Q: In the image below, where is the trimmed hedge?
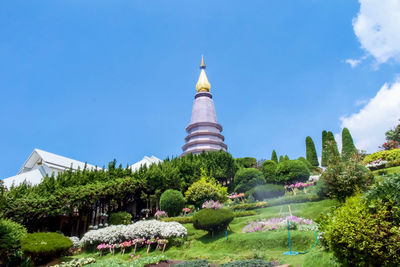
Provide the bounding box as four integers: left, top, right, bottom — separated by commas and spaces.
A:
266, 194, 321, 207
160, 189, 185, 217
161, 216, 194, 224
233, 211, 257, 217
193, 208, 234, 235
21, 232, 72, 264
245, 184, 285, 201
229, 201, 268, 211
275, 160, 310, 184
363, 149, 400, 165
0, 219, 27, 262
109, 211, 132, 225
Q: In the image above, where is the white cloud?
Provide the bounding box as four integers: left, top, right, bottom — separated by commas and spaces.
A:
338, 81, 400, 152
346, 58, 362, 68
352, 0, 400, 64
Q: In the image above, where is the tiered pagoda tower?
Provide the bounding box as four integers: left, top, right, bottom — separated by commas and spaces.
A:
181, 56, 227, 156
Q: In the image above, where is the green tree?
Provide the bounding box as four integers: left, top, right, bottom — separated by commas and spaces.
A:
279, 155, 285, 162
275, 160, 310, 184
261, 160, 278, 183
160, 189, 185, 217
326, 131, 340, 163
271, 150, 278, 163
341, 128, 357, 160
306, 136, 319, 166
234, 168, 265, 193
321, 130, 328, 167
284, 155, 289, 161
235, 157, 257, 168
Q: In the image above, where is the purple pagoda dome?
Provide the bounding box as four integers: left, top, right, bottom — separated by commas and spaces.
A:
181, 56, 228, 156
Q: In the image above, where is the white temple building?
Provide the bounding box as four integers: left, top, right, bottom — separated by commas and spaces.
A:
181, 56, 228, 156
2, 148, 162, 189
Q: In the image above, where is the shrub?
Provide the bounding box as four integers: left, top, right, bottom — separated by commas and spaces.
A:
298, 157, 313, 171
233, 211, 256, 217
21, 232, 72, 264
229, 201, 268, 211
320, 156, 373, 201
80, 220, 187, 246
261, 160, 277, 182
275, 160, 310, 184
160, 189, 185, 217
161, 216, 194, 224
173, 260, 209, 267
245, 184, 285, 201
234, 168, 265, 193
363, 149, 400, 164
0, 219, 27, 262
154, 210, 168, 220
193, 208, 234, 236
69, 236, 81, 249
323, 196, 400, 266
109, 211, 132, 225
306, 136, 319, 166
54, 257, 96, 267
185, 170, 228, 208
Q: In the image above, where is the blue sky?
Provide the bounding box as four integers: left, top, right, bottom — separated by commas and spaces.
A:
1, 0, 400, 178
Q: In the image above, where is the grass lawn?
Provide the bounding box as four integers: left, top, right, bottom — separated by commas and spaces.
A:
71, 199, 339, 266
373, 165, 400, 176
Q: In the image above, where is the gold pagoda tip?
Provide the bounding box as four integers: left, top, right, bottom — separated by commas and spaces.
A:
196, 55, 211, 92
200, 55, 206, 69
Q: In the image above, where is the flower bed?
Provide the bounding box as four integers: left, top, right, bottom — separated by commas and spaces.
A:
202, 200, 222, 209
80, 220, 186, 246
365, 158, 388, 170
242, 216, 317, 233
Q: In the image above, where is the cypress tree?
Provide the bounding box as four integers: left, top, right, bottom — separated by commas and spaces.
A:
279, 155, 284, 163
321, 130, 328, 167
341, 128, 357, 160
306, 136, 319, 167
284, 155, 289, 161
271, 150, 278, 163
326, 131, 340, 160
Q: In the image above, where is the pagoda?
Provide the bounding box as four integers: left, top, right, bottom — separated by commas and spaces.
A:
181, 56, 228, 156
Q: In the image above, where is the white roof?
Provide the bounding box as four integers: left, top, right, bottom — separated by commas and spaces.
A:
2, 169, 44, 189
18, 148, 99, 174
129, 156, 163, 172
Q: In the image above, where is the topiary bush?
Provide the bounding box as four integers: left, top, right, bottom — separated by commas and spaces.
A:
234, 168, 265, 193
109, 211, 132, 225
275, 160, 310, 184
185, 170, 228, 209
323, 196, 400, 266
0, 218, 27, 263
21, 232, 72, 264
160, 189, 185, 217
245, 184, 285, 201
261, 160, 277, 182
193, 208, 234, 236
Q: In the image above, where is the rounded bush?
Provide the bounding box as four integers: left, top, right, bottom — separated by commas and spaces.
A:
193, 208, 234, 235
234, 168, 265, 193
0, 219, 27, 261
160, 189, 185, 217
245, 184, 285, 201
363, 149, 400, 165
275, 160, 310, 184
21, 232, 72, 264
184, 177, 227, 209
324, 196, 400, 266
109, 211, 132, 225
261, 160, 277, 182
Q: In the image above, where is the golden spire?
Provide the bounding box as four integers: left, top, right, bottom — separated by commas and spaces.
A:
196, 55, 211, 92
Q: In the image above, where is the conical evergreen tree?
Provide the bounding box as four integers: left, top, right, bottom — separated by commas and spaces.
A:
271, 150, 278, 163
321, 130, 328, 167
279, 155, 284, 163
326, 131, 340, 164
341, 128, 357, 160
284, 155, 289, 161
306, 136, 319, 166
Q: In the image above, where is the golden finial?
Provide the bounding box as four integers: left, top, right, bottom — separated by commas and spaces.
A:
196, 56, 211, 92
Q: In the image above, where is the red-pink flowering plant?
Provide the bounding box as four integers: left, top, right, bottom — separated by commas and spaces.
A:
154, 210, 168, 220
202, 200, 222, 210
